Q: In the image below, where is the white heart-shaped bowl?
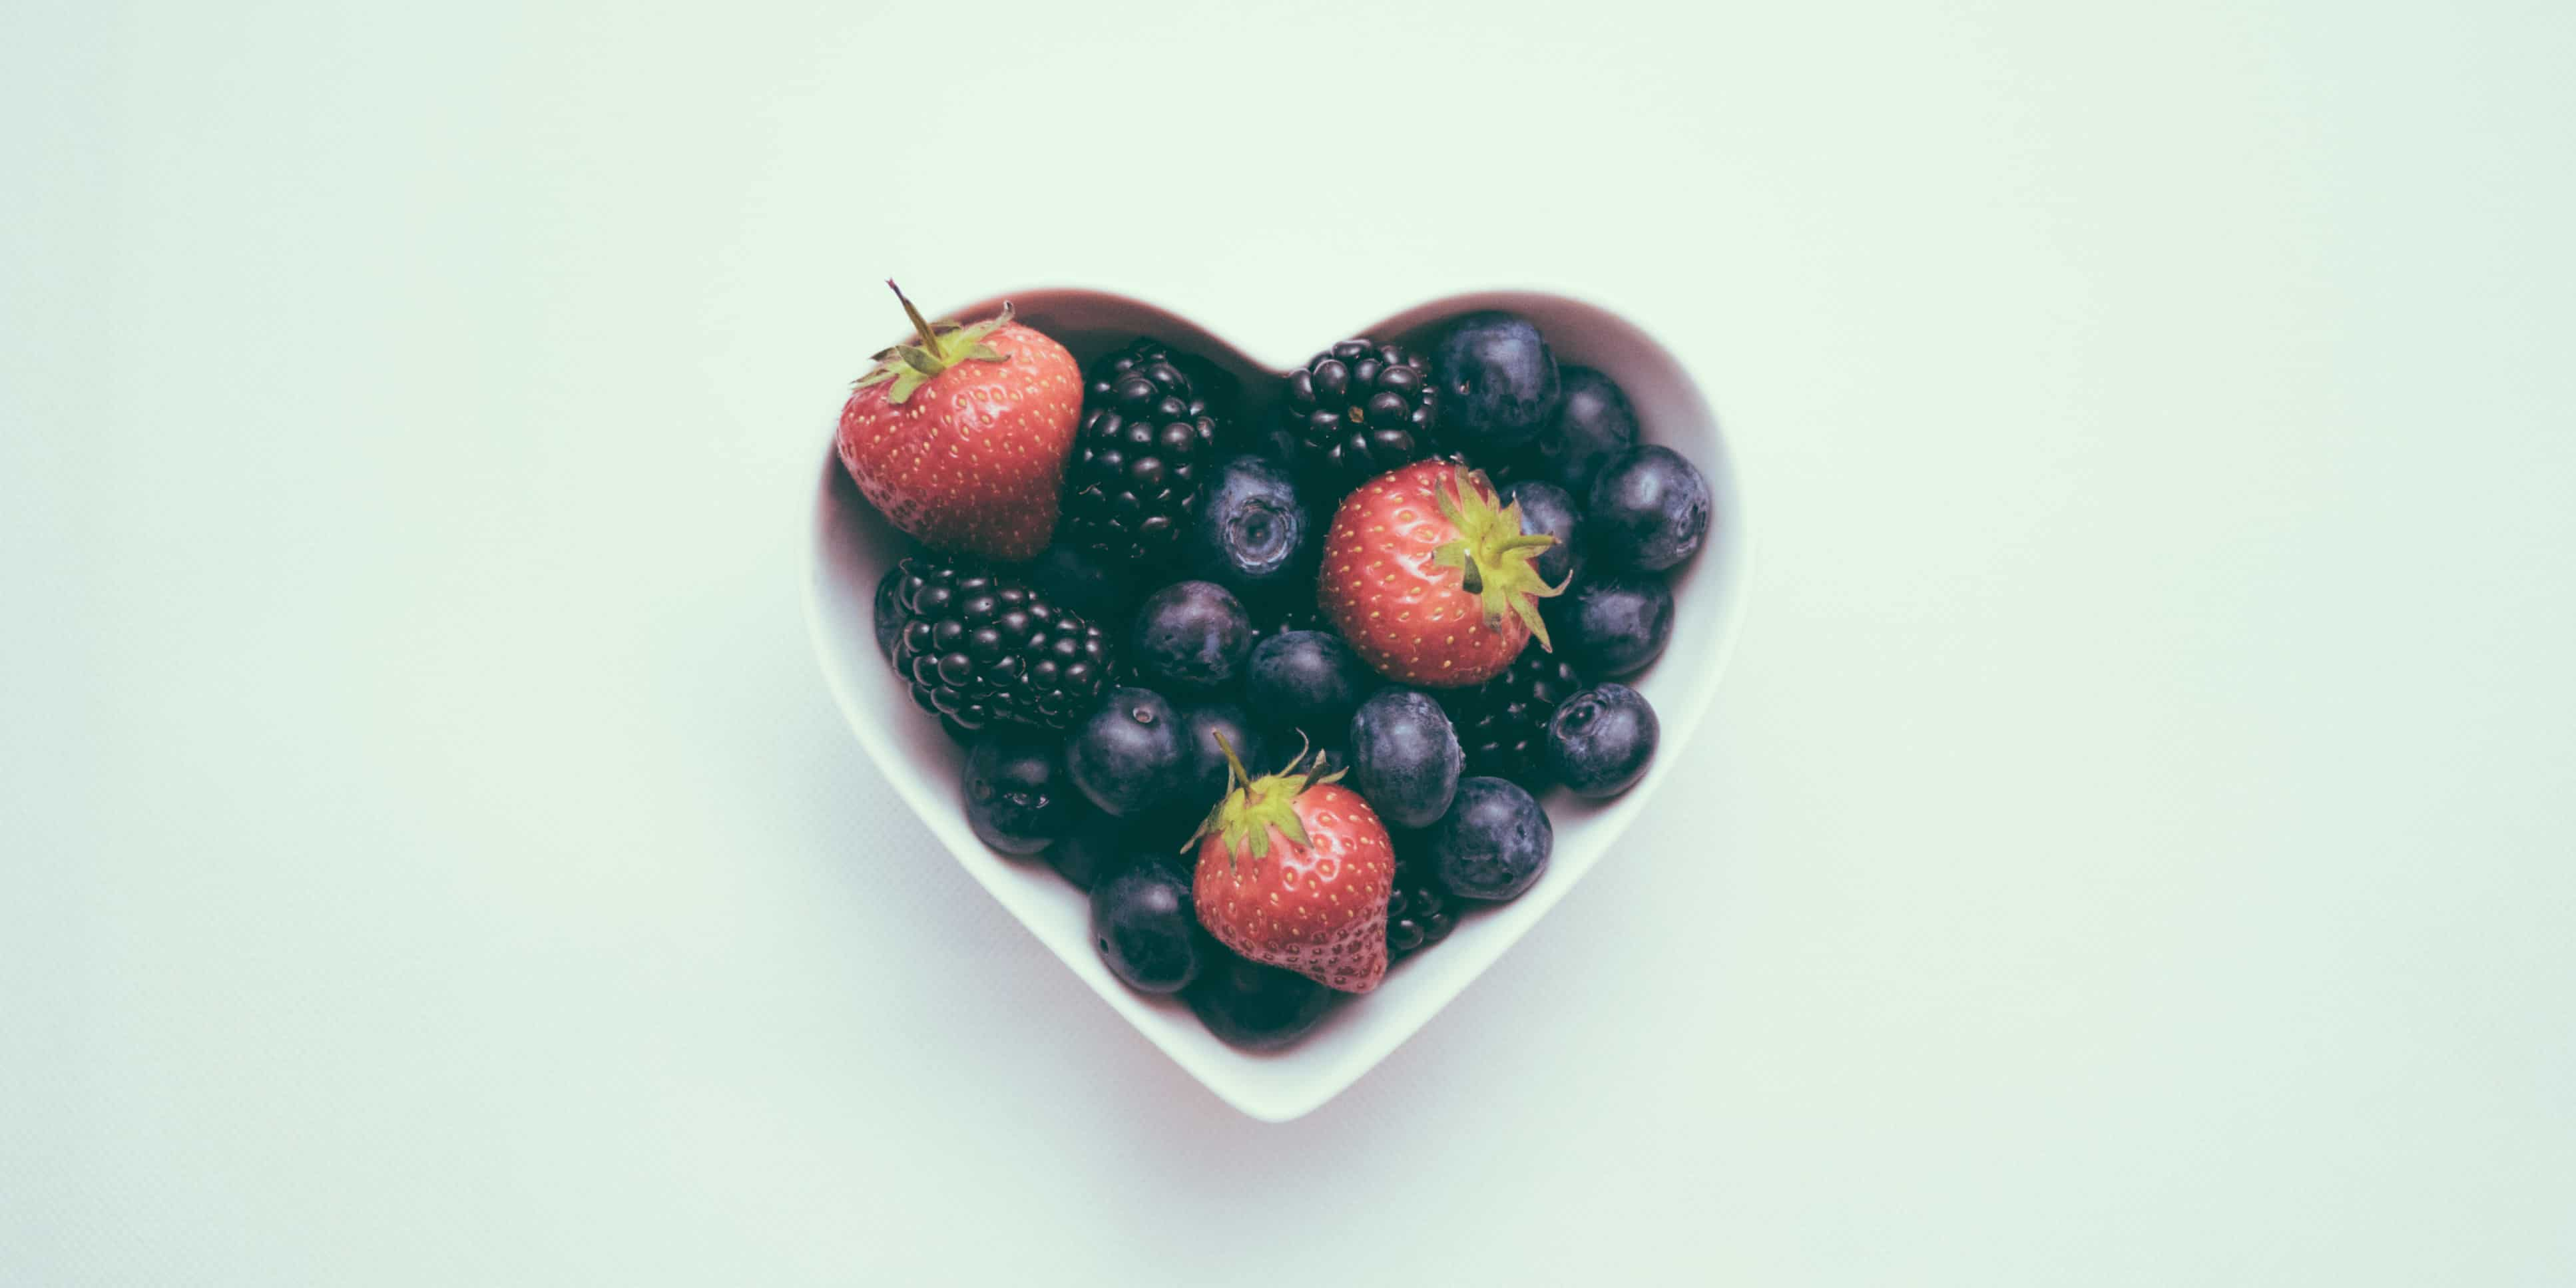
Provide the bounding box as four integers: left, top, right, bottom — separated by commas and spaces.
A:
806, 289, 1750, 1121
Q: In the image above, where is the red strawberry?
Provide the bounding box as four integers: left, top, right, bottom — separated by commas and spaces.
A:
1190, 739, 1395, 994
836, 282, 1082, 560
1319, 460, 1566, 688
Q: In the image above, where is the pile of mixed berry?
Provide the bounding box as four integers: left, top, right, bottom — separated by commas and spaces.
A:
838, 285, 1712, 1050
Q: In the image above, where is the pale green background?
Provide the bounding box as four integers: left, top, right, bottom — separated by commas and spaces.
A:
5, 0, 2571, 1283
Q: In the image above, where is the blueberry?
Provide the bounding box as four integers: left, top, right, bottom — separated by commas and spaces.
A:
873, 564, 908, 664
1176, 701, 1265, 808
1511, 365, 1638, 497
1132, 580, 1253, 695
1427, 776, 1552, 901
1543, 682, 1658, 798
1066, 688, 1188, 817
1246, 629, 1371, 744
1499, 479, 1581, 590
1026, 540, 1141, 624
1348, 688, 1463, 829
1091, 862, 1205, 993
1429, 310, 1561, 452
1045, 811, 1135, 890
963, 731, 1082, 855
1587, 445, 1711, 572
1555, 571, 1673, 677
1184, 950, 1336, 1050
1188, 455, 1318, 600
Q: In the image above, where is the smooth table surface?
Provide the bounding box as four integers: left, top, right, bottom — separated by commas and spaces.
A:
5, 1, 2573, 1284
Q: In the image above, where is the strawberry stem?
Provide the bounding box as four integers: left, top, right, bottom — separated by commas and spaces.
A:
854, 284, 1017, 406
888, 280, 939, 350
1189, 732, 1346, 873
1212, 730, 1252, 787
1428, 465, 1569, 649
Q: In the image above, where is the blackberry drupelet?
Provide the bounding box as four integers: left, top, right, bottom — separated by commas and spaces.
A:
1385, 865, 1456, 959
890, 557, 1115, 732
1440, 646, 1586, 780
1062, 340, 1220, 566
1281, 339, 1439, 486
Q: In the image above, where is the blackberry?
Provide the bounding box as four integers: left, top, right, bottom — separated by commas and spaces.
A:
1093, 337, 1242, 423
1281, 339, 1439, 487
890, 557, 1115, 733
1062, 340, 1220, 566
1386, 865, 1456, 959
1085, 338, 1187, 402
1440, 646, 1585, 780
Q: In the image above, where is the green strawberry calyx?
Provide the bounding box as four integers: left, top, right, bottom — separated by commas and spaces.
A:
1428, 464, 1569, 649
1186, 734, 1345, 874
853, 280, 1013, 405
